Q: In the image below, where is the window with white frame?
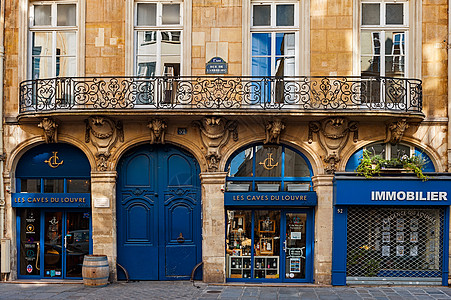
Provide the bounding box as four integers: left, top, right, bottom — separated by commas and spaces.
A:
29, 2, 78, 79
134, 1, 182, 77
360, 0, 408, 77
250, 1, 298, 77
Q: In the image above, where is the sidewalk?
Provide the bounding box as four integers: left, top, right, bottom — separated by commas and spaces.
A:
1, 281, 451, 299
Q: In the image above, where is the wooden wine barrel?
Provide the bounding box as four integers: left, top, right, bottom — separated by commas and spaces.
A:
82, 255, 109, 287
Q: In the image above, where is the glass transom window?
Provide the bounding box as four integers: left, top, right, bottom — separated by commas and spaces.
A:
360, 0, 408, 77
135, 2, 182, 76
226, 145, 312, 192
29, 3, 77, 79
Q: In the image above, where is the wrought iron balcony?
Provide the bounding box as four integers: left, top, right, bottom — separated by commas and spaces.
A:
19, 76, 422, 115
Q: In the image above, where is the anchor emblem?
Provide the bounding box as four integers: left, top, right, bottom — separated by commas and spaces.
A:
259, 153, 279, 170
44, 152, 64, 168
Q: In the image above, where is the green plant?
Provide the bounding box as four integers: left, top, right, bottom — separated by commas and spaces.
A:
355, 150, 428, 180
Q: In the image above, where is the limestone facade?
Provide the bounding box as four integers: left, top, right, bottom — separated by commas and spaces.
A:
0, 0, 449, 286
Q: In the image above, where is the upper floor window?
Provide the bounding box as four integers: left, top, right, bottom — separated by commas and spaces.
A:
135, 2, 182, 77
29, 2, 78, 79
360, 0, 408, 77
251, 2, 298, 77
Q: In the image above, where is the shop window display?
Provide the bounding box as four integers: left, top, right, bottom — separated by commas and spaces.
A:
226, 210, 281, 279
347, 207, 443, 277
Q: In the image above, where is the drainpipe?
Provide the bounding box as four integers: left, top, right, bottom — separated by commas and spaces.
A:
0, 0, 5, 240
448, 0, 451, 173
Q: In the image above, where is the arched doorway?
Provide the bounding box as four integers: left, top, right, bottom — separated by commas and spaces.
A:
13, 143, 91, 279
116, 144, 202, 280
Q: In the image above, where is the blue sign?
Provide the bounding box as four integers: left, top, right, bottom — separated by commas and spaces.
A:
224, 192, 317, 206
206, 57, 228, 74
334, 178, 451, 206
12, 193, 91, 208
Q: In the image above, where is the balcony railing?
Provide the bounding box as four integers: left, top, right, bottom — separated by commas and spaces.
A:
19, 76, 422, 114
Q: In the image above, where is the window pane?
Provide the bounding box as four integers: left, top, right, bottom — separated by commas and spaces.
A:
255, 146, 282, 177
33, 32, 53, 56
162, 4, 180, 25
390, 144, 410, 159
229, 148, 253, 177
275, 33, 295, 56
44, 179, 64, 193
136, 56, 156, 76
365, 144, 386, 158
56, 57, 77, 77
361, 31, 381, 76
362, 3, 380, 25
32, 57, 52, 79
252, 33, 271, 56
276, 4, 294, 26
252, 57, 272, 77
20, 209, 41, 276
253, 5, 270, 26
254, 210, 280, 279
137, 3, 156, 26
21, 179, 41, 193
57, 32, 77, 56
57, 4, 76, 26
67, 179, 90, 193
386, 4, 403, 25
284, 148, 310, 177
137, 31, 157, 55
34, 5, 51, 26
226, 210, 252, 279
162, 31, 181, 55
385, 31, 405, 76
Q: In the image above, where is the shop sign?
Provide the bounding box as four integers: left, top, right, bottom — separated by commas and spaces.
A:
224, 192, 317, 206
334, 178, 451, 206
12, 193, 91, 208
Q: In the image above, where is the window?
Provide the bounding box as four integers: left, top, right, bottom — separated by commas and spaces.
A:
135, 2, 182, 77
20, 178, 90, 193
226, 144, 312, 192
251, 2, 298, 77
345, 142, 436, 172
29, 2, 78, 79
360, 0, 408, 77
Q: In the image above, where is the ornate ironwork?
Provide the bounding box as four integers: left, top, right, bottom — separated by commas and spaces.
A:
19, 76, 422, 113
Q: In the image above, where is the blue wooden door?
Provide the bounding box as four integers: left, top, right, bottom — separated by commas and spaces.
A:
117, 145, 201, 280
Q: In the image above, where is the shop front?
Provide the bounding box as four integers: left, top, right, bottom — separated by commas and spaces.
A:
13, 143, 92, 279
224, 144, 316, 283
332, 174, 451, 286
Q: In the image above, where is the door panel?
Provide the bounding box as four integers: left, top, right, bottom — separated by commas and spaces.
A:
117, 145, 201, 280
65, 212, 90, 278
283, 213, 307, 280
44, 212, 63, 278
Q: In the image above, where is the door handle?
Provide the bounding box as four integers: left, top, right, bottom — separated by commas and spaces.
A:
283, 240, 287, 253
177, 232, 185, 243
64, 235, 67, 249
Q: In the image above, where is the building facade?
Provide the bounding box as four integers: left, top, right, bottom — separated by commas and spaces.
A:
0, 0, 450, 286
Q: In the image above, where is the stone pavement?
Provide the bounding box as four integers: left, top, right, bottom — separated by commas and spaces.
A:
1, 281, 451, 299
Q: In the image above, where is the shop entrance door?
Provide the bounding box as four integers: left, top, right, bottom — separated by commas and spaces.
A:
43, 211, 90, 278
116, 145, 202, 280
18, 209, 91, 279
281, 211, 313, 282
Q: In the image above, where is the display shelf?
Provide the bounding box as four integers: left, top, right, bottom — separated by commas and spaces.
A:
227, 255, 279, 279
254, 256, 279, 279
228, 256, 251, 278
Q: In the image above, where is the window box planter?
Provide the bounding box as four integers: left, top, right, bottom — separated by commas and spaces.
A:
227, 183, 250, 192
286, 183, 310, 192
257, 184, 280, 192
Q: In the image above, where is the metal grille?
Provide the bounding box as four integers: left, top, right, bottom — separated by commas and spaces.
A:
347, 207, 443, 278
